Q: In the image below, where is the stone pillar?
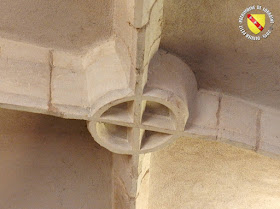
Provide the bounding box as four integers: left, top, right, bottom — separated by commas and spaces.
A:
112, 154, 151, 209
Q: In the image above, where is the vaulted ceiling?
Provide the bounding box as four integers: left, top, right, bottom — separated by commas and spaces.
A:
161, 0, 280, 110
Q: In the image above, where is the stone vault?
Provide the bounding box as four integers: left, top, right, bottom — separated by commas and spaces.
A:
0, 0, 280, 208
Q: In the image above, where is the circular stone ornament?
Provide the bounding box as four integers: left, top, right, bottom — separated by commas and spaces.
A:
88, 50, 197, 154
87, 96, 181, 154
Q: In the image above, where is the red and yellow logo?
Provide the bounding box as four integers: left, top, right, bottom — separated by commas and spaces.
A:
247, 14, 265, 35
239, 5, 274, 40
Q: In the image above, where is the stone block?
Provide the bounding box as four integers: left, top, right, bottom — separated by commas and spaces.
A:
259, 110, 280, 155
218, 95, 259, 148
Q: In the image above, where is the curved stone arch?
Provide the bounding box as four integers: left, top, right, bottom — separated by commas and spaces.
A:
0, 0, 278, 160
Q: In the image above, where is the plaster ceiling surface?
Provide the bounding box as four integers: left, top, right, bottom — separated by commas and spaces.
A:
149, 137, 280, 209
0, 0, 113, 52
0, 109, 112, 209
161, 0, 280, 110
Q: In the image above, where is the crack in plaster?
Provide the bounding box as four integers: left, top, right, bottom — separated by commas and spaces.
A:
114, 174, 137, 201
144, 34, 162, 69
47, 50, 54, 112
140, 169, 150, 185
215, 93, 222, 140
128, 0, 159, 31
47, 50, 63, 117
117, 35, 135, 69
255, 109, 262, 151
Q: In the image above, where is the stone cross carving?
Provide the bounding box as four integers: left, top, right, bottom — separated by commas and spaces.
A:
87, 49, 197, 154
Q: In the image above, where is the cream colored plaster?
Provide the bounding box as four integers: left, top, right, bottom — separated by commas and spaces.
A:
0, 109, 112, 209
0, 0, 113, 52
161, 0, 280, 110
149, 137, 280, 209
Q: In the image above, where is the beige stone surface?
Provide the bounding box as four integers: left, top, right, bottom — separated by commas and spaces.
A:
87, 0, 198, 155
162, 0, 280, 110
0, 109, 112, 209
112, 153, 151, 209
0, 0, 113, 52
0, 57, 50, 110
185, 90, 219, 137
1, 1, 280, 208
113, 0, 136, 86
0, 0, 279, 161
259, 110, 280, 155
87, 47, 198, 154
149, 137, 280, 209
51, 66, 88, 112
86, 42, 129, 105
218, 95, 260, 148
184, 89, 280, 159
